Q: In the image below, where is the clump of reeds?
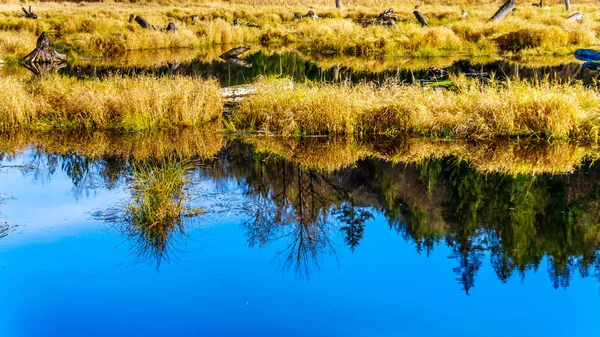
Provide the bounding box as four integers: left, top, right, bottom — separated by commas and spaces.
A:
95, 157, 196, 267
232, 77, 600, 141
0, 75, 223, 132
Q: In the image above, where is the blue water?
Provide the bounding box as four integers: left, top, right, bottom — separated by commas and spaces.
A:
1, 150, 599, 337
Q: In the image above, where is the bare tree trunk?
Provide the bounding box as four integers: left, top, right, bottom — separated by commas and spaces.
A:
565, 0, 571, 11
23, 33, 66, 64
489, 0, 516, 23
335, 0, 342, 9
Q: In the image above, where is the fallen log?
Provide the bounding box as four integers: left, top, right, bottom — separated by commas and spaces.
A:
575, 49, 600, 62
220, 46, 251, 58
413, 8, 428, 27
489, 0, 516, 23
566, 11, 584, 22
23, 33, 66, 64
21, 6, 38, 19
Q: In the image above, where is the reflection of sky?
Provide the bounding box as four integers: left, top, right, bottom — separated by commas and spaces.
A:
1, 156, 599, 337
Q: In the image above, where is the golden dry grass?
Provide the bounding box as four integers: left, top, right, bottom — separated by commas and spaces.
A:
233, 77, 600, 140
0, 75, 223, 132
0, 2, 599, 58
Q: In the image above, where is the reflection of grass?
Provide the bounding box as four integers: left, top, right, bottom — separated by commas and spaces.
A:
98, 158, 194, 268
0, 75, 222, 132
0, 125, 224, 161
233, 77, 600, 140
241, 136, 600, 175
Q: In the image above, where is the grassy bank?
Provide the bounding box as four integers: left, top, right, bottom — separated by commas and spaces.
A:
0, 75, 223, 132
0, 2, 599, 58
232, 77, 600, 141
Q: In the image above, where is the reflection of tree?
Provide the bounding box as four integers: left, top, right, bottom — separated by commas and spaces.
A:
336, 203, 372, 252
240, 159, 342, 278
95, 158, 194, 269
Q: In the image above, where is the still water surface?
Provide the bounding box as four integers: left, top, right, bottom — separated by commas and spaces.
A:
1, 136, 599, 336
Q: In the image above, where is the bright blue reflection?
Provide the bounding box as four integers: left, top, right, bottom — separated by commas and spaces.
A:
0, 150, 599, 337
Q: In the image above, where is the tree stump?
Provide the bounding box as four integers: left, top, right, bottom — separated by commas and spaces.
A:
306, 11, 319, 20
133, 15, 152, 29
489, 0, 516, 23
21, 6, 38, 19
413, 10, 428, 27
336, 0, 342, 9
23, 33, 66, 64
565, 0, 571, 11
166, 22, 178, 32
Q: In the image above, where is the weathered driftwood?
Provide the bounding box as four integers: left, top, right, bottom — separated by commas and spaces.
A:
575, 49, 600, 62
23, 33, 66, 64
413, 10, 428, 27
567, 11, 584, 22
565, 0, 571, 11
220, 46, 251, 58
489, 0, 516, 23
21, 6, 38, 19
221, 85, 257, 102
336, 0, 342, 9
